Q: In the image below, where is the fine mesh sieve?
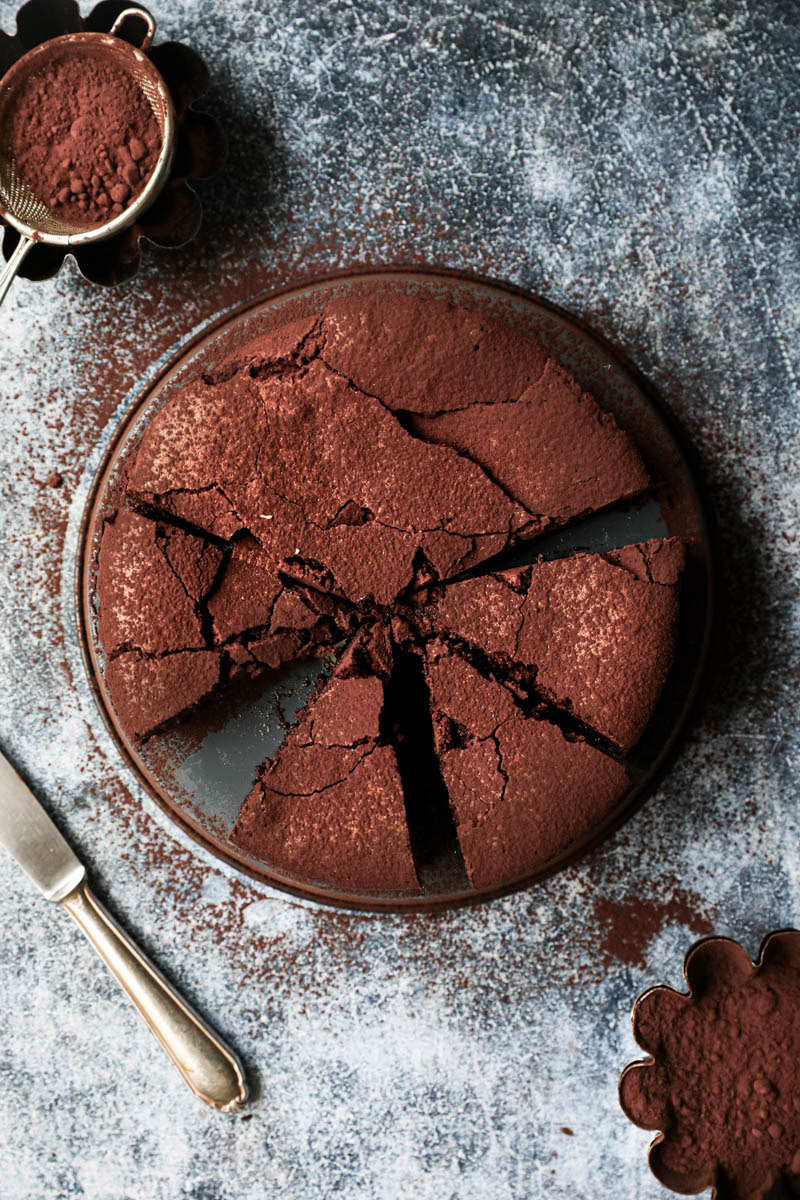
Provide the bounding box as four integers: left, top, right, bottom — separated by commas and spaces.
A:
0, 8, 174, 307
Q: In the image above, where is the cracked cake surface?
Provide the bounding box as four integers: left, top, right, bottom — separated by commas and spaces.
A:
408, 356, 650, 535
93, 290, 684, 895
97, 510, 350, 740
231, 641, 419, 895
424, 641, 630, 889
421, 537, 685, 754
128, 351, 523, 605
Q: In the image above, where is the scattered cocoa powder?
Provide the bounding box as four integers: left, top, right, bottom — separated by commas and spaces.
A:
9, 50, 161, 227
594, 889, 713, 968
46, 471, 63, 488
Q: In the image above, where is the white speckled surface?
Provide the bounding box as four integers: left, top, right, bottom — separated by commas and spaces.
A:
0, 2, 798, 1197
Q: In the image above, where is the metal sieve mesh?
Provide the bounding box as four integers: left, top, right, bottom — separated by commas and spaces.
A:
0, 18, 174, 244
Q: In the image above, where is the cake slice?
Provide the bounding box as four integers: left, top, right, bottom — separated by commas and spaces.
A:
424, 641, 629, 890
104, 649, 224, 743
96, 510, 349, 742
407, 357, 649, 538
320, 291, 649, 538
421, 537, 684, 755
231, 625, 420, 894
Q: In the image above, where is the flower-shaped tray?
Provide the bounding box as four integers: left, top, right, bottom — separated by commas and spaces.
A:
0, 0, 226, 285
620, 931, 800, 1198
76, 267, 714, 913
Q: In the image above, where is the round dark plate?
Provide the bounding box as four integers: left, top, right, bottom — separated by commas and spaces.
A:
77, 267, 713, 912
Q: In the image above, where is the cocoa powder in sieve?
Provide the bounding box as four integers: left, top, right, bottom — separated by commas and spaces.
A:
9, 51, 161, 227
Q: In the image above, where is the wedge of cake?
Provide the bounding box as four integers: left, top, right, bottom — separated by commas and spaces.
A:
421, 537, 684, 754
97, 510, 225, 740
231, 627, 419, 894
424, 641, 629, 889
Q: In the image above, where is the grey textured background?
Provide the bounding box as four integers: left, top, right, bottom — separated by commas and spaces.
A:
0, 1, 798, 1197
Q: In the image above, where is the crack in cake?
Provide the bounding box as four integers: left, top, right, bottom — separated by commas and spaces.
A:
424, 640, 630, 889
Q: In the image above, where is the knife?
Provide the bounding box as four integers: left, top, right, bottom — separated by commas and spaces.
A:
0, 749, 248, 1112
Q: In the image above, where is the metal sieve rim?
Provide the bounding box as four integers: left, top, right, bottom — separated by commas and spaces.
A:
0, 26, 175, 246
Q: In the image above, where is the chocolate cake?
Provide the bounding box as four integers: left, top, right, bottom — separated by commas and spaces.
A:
94, 289, 685, 895
420, 538, 684, 754
424, 641, 630, 889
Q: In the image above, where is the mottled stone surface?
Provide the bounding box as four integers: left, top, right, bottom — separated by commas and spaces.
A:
0, 1, 797, 1197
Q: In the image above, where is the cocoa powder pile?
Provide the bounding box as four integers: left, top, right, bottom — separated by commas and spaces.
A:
8, 51, 161, 226
620, 933, 800, 1199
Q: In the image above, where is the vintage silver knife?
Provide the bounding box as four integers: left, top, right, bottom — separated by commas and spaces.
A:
0, 749, 248, 1111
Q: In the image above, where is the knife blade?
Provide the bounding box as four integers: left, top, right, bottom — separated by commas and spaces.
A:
0, 751, 85, 901
0, 748, 248, 1111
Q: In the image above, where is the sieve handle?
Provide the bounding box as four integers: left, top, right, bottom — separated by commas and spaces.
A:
110, 8, 156, 52
0, 234, 34, 310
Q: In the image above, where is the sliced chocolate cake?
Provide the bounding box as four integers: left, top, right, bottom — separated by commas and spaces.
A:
424, 641, 630, 890
422, 537, 684, 755
92, 289, 687, 897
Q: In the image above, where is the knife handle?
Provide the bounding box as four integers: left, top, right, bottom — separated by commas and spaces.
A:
60, 881, 248, 1112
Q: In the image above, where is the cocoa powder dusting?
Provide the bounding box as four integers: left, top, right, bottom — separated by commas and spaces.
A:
621, 934, 800, 1198
9, 52, 161, 227
594, 889, 713, 968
